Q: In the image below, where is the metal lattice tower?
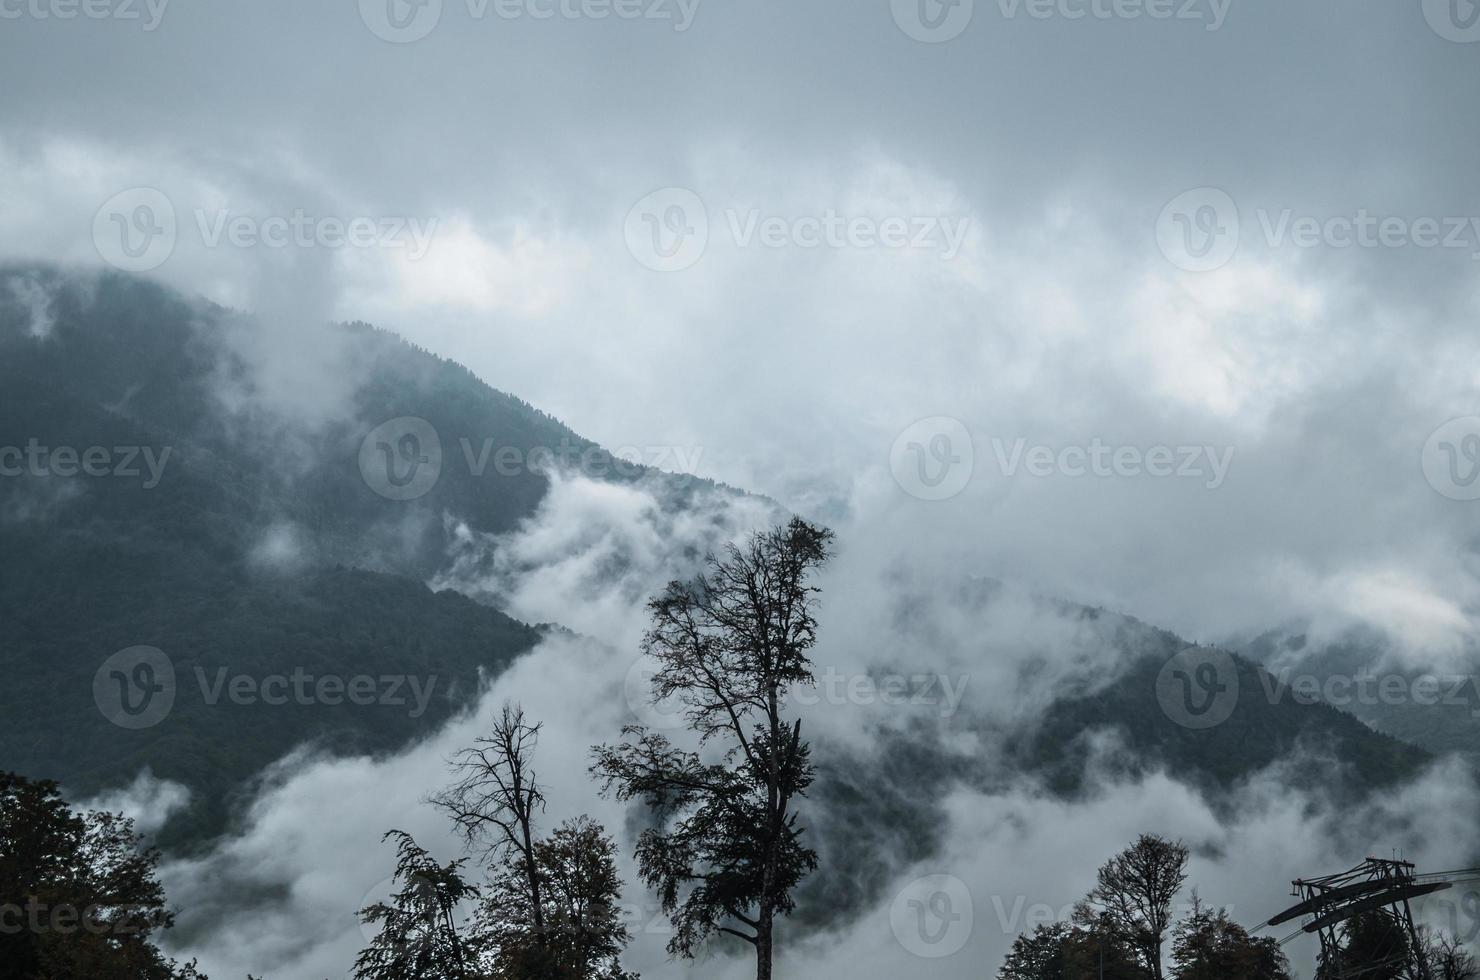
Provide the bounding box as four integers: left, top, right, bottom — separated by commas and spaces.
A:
1265, 858, 1457, 980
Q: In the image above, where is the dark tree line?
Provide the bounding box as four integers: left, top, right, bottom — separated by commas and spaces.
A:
999, 835, 1289, 980
0, 771, 227, 980
23, 514, 1461, 980
1000, 834, 1477, 980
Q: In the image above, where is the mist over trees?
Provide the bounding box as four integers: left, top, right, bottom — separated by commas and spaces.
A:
355, 703, 636, 980
999, 835, 1289, 980
999, 835, 1478, 980
8, 513, 1475, 980
592, 517, 834, 980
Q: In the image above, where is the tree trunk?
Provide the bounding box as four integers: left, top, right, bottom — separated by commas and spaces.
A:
756, 909, 774, 980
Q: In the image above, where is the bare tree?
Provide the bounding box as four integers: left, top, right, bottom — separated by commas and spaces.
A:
591, 517, 834, 980
432, 703, 548, 941
1424, 929, 1479, 980
1074, 834, 1190, 980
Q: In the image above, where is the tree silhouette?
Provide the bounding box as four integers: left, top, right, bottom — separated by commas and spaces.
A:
1169, 896, 1291, 980
1424, 929, 1479, 980
591, 517, 833, 980
996, 920, 1146, 980
354, 830, 478, 980
433, 704, 550, 945
1075, 834, 1189, 980
0, 771, 215, 980
472, 816, 636, 980
1317, 911, 1416, 980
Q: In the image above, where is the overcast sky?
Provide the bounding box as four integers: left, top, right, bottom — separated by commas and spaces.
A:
1, 0, 1477, 691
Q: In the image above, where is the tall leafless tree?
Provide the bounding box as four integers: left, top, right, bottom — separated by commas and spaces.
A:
432, 702, 548, 941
